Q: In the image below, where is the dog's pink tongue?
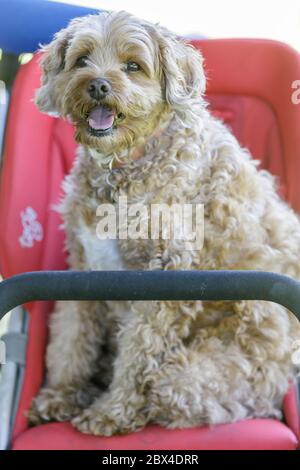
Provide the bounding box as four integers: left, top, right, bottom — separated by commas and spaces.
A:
88, 106, 115, 130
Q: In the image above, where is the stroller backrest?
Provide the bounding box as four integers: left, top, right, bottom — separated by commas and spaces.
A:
1, 39, 300, 279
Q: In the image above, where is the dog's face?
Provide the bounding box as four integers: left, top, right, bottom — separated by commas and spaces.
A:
36, 11, 205, 154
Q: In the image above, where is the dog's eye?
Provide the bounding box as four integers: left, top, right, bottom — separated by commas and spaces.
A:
75, 56, 88, 68
126, 61, 141, 73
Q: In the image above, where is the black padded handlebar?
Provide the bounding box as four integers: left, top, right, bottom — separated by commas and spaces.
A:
0, 270, 300, 321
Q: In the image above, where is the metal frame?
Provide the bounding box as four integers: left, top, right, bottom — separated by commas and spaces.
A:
0, 82, 9, 162
0, 306, 28, 450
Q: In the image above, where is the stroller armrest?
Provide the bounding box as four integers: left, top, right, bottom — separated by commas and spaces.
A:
0, 270, 300, 321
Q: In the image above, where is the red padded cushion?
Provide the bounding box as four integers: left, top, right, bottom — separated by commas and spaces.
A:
0, 55, 75, 278
208, 94, 286, 199
195, 38, 300, 212
12, 420, 298, 451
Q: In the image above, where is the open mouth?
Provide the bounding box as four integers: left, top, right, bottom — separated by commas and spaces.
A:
87, 105, 119, 137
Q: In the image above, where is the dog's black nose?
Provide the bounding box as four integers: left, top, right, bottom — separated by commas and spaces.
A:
88, 78, 112, 100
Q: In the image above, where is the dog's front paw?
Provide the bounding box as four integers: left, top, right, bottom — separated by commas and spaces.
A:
28, 384, 101, 426
72, 405, 145, 436
72, 407, 121, 436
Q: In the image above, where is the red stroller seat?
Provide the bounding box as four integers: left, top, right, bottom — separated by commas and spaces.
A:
0, 39, 299, 450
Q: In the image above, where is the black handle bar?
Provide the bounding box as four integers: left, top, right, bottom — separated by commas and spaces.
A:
0, 270, 300, 321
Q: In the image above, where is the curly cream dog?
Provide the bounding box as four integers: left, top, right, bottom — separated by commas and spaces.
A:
29, 11, 300, 436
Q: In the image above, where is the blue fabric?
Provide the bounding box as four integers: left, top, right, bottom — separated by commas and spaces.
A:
0, 0, 98, 54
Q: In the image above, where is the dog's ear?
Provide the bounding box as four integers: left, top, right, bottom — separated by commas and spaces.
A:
35, 27, 71, 115
147, 24, 206, 120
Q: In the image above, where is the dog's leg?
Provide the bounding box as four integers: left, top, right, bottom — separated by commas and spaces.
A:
28, 300, 110, 425
148, 300, 294, 428
72, 297, 294, 435
71, 300, 203, 436
71, 309, 147, 435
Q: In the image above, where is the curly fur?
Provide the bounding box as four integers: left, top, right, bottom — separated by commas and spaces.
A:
29, 10, 300, 436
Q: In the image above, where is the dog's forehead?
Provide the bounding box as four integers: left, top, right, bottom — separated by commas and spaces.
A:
69, 12, 157, 62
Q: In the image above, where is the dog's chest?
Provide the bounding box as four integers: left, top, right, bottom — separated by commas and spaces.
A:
78, 225, 123, 270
